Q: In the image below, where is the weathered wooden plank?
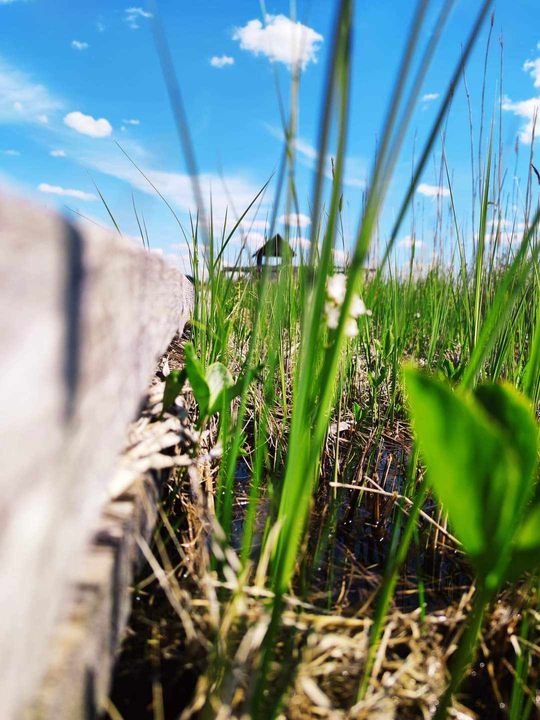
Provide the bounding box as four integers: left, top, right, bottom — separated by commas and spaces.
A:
0, 192, 193, 720
24, 471, 161, 720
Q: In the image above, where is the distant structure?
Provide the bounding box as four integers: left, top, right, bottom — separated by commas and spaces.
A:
252, 234, 295, 269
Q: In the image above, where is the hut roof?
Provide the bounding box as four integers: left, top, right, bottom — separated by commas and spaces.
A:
252, 234, 295, 261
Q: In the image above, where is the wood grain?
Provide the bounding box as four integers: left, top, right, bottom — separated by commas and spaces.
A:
0, 192, 193, 720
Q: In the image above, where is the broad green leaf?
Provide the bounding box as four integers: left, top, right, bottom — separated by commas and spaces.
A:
162, 369, 187, 414
182, 345, 251, 424
511, 503, 540, 578
508, 503, 540, 581
474, 383, 538, 554
404, 366, 539, 585
184, 343, 210, 420
517, 502, 540, 551
474, 383, 538, 493
206, 362, 234, 416
403, 367, 515, 574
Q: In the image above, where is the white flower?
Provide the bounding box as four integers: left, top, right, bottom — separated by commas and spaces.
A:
324, 302, 340, 329
324, 273, 372, 334
326, 274, 347, 305
350, 295, 372, 318
344, 318, 359, 337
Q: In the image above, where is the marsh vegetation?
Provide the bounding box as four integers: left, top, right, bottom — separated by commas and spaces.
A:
106, 2, 540, 718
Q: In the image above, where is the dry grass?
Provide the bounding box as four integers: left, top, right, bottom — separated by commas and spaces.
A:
104, 335, 539, 720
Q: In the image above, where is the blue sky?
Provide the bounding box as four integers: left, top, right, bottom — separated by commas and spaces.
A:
1, 0, 539, 270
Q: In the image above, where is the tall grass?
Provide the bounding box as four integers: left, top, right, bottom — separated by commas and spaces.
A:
121, 0, 540, 716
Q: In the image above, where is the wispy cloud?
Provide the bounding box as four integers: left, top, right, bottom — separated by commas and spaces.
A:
210, 55, 235, 69
125, 7, 153, 30
238, 230, 266, 251
80, 148, 269, 225
50, 149, 66, 157
4, 148, 20, 156
266, 124, 366, 188
0, 55, 62, 124
122, 118, 140, 125
279, 212, 311, 228
64, 111, 113, 138
398, 235, 424, 249
502, 52, 540, 144
233, 14, 323, 71
71, 40, 89, 51
417, 182, 450, 198
502, 96, 540, 144
240, 218, 270, 231
38, 183, 97, 201
422, 92, 439, 102
524, 57, 540, 88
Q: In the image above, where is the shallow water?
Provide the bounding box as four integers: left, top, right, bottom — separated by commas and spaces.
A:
229, 441, 471, 615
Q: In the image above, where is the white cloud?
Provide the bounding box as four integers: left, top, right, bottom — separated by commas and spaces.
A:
294, 235, 312, 251
210, 55, 235, 68
524, 57, 540, 88
502, 53, 540, 145
79, 149, 269, 226
71, 40, 89, 51
238, 219, 272, 237
38, 183, 97, 201
398, 235, 424, 249
125, 7, 153, 30
422, 92, 439, 102
497, 217, 525, 231
50, 149, 66, 157
0, 55, 62, 125
480, 228, 522, 246
417, 183, 450, 198
122, 118, 140, 125
163, 252, 192, 273
240, 230, 266, 251
4, 149, 20, 156
342, 160, 368, 188
502, 95, 540, 144
266, 125, 366, 188
298, 141, 366, 188
294, 136, 318, 161
279, 212, 311, 228
64, 111, 112, 138
37, 113, 48, 124
244, 219, 270, 230
233, 14, 323, 70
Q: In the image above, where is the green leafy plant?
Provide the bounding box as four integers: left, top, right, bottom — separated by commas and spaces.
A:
403, 366, 540, 718
140, 0, 540, 713
162, 343, 247, 428
161, 368, 187, 416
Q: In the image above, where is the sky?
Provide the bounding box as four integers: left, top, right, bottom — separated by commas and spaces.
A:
1, 0, 539, 271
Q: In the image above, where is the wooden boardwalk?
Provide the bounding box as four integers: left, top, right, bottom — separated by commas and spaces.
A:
0, 192, 193, 719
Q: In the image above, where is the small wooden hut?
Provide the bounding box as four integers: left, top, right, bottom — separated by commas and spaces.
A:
252, 234, 295, 269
